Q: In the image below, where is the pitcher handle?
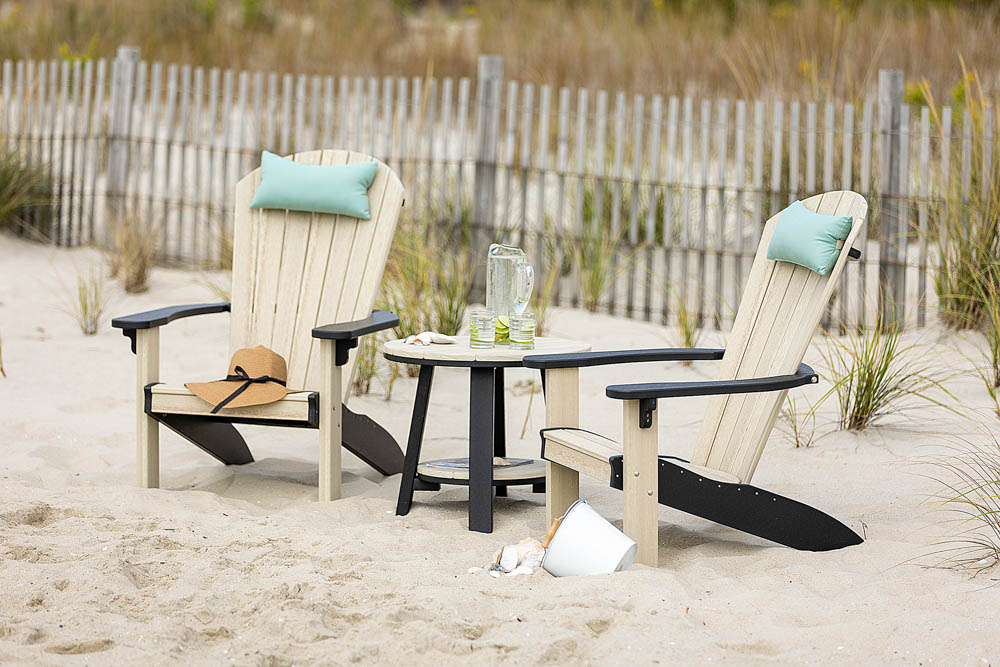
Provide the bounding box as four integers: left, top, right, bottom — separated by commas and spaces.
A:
514, 262, 534, 314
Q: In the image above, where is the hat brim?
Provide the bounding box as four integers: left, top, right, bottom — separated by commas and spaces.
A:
185, 379, 294, 410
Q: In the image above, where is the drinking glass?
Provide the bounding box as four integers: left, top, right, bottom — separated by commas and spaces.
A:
469, 310, 496, 349
509, 311, 536, 350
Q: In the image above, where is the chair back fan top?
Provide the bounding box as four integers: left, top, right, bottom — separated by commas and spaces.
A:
690, 191, 868, 483
229, 150, 405, 392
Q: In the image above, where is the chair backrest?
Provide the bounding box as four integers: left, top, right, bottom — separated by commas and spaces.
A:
690, 191, 867, 483
228, 149, 404, 392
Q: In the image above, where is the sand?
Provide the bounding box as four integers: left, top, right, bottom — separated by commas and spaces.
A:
1, 235, 998, 665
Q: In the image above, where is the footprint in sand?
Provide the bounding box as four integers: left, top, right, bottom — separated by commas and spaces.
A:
586, 617, 611, 636
23, 629, 47, 645
0, 502, 53, 527
44, 639, 114, 655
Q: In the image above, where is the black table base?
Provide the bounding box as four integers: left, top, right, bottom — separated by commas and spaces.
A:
394, 365, 544, 532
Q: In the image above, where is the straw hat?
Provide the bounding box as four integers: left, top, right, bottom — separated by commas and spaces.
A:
186, 346, 302, 413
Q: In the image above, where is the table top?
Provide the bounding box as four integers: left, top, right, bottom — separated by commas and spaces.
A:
381, 336, 591, 367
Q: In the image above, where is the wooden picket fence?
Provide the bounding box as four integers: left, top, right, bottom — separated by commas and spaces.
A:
2, 50, 998, 331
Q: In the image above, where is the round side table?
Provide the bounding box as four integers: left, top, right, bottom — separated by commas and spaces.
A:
383, 336, 590, 533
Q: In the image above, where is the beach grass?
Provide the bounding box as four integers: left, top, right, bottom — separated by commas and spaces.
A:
0, 147, 51, 240
69, 266, 108, 336
671, 283, 701, 354
819, 316, 956, 431
919, 430, 1000, 573
352, 332, 381, 397
108, 214, 156, 294
777, 393, 817, 448
8, 1, 999, 102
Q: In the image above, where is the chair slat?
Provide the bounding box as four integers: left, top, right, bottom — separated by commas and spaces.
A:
691, 191, 867, 482
229, 149, 405, 393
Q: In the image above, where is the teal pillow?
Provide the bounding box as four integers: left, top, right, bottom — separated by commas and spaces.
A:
766, 200, 853, 275
249, 151, 377, 219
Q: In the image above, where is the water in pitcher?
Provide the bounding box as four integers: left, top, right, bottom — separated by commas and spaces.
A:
485, 243, 534, 322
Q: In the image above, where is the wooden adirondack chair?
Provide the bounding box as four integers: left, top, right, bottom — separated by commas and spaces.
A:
524, 191, 868, 567
111, 150, 405, 501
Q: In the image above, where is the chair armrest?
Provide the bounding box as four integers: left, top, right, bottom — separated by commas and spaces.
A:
522, 347, 725, 369
111, 302, 231, 354
111, 302, 231, 331
311, 310, 399, 340
312, 310, 399, 366
605, 363, 817, 400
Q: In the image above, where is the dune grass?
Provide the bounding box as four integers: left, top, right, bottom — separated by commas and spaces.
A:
819, 317, 956, 431
919, 431, 1000, 573
108, 214, 156, 294
68, 267, 109, 336
777, 394, 817, 449
924, 67, 1000, 330
0, 331, 6, 378
7, 1, 999, 102
352, 332, 381, 397
0, 147, 51, 239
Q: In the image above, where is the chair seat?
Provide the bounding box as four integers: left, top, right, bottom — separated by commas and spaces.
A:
542, 428, 740, 484
146, 384, 319, 426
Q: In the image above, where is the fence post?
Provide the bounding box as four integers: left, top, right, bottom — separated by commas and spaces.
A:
471, 55, 503, 300
877, 69, 904, 326
107, 45, 140, 245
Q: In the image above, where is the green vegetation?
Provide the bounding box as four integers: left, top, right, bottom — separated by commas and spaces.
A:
777, 394, 816, 449
819, 317, 955, 431
0, 147, 51, 238
920, 431, 1000, 572
4, 1, 996, 101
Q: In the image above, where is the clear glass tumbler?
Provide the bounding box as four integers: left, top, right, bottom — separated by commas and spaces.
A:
509, 311, 536, 350
469, 310, 496, 349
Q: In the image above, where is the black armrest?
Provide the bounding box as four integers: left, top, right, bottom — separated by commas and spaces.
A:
311, 310, 399, 340
111, 302, 231, 354
605, 363, 817, 400
522, 347, 726, 370
111, 302, 231, 331
312, 309, 399, 366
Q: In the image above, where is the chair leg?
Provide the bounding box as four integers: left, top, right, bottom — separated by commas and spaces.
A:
319, 340, 343, 501
546, 461, 579, 526
623, 400, 659, 567
543, 368, 580, 525
136, 328, 160, 489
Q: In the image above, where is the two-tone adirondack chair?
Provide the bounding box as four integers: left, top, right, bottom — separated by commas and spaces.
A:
523, 191, 868, 567
111, 150, 405, 501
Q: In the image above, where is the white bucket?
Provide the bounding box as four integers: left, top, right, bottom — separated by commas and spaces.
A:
541, 499, 637, 577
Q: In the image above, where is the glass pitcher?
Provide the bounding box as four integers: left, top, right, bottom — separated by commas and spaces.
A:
485, 243, 533, 343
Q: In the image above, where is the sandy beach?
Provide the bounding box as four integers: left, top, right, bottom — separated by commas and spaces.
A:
1, 235, 998, 665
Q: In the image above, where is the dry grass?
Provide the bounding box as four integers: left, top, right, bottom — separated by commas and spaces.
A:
5, 1, 997, 101
918, 429, 1000, 574
777, 393, 817, 448
0, 331, 6, 378
107, 214, 156, 294
68, 266, 109, 336
670, 284, 701, 354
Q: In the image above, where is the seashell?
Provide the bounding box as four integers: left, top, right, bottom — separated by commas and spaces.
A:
499, 545, 519, 573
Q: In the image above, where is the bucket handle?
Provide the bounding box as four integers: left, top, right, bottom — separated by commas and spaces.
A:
541, 517, 562, 549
